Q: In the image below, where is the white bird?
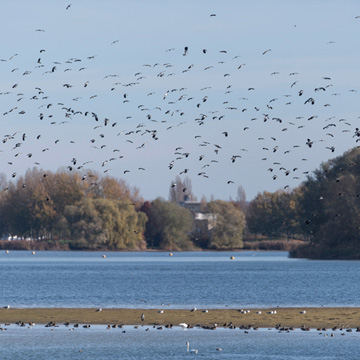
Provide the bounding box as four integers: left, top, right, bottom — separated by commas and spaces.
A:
95, 308, 102, 312
179, 323, 188, 328
186, 341, 198, 354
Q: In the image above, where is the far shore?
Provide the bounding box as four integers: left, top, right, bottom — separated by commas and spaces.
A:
0, 238, 303, 253
1, 307, 360, 329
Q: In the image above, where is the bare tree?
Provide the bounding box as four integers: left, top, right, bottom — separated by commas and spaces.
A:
169, 176, 195, 202
236, 185, 248, 215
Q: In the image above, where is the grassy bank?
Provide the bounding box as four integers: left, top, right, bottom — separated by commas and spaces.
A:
1, 308, 360, 329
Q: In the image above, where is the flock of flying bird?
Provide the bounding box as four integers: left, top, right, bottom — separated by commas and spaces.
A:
1, 5, 360, 198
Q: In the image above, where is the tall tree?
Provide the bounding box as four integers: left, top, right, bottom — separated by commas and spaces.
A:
236, 185, 248, 216
169, 176, 195, 202
145, 198, 194, 250
206, 200, 245, 249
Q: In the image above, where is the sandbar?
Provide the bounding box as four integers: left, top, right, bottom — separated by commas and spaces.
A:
1, 307, 360, 328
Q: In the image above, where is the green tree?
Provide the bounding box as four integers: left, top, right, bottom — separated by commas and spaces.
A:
247, 190, 301, 240
145, 198, 194, 250
206, 200, 245, 249
293, 147, 360, 258
93, 198, 147, 249
64, 198, 105, 249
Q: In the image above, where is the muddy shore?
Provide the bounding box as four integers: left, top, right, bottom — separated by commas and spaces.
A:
1, 308, 360, 328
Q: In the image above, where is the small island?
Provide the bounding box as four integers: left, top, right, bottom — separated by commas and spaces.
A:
1, 307, 360, 329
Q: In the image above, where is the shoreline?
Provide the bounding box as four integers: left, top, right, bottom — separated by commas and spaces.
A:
1, 307, 360, 328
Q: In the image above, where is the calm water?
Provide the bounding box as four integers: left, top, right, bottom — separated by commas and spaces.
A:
1, 325, 359, 359
1, 250, 359, 358
0, 250, 359, 308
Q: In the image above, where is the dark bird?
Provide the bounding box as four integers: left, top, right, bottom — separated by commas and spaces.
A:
306, 139, 313, 148
326, 146, 335, 152
304, 97, 315, 105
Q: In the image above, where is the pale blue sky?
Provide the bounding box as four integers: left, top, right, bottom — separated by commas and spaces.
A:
1, 0, 360, 201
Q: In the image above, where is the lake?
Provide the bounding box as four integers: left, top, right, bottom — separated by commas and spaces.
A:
1, 325, 359, 359
0, 250, 359, 308
1, 250, 359, 359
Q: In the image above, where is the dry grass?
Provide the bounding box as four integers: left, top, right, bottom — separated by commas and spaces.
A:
1, 307, 360, 328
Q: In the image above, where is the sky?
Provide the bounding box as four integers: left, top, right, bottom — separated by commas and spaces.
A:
1, 0, 360, 202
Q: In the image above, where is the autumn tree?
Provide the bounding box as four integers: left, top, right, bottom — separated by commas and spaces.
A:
0, 168, 147, 249
2, 169, 58, 239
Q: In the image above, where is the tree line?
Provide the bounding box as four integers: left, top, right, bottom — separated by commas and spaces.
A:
1, 147, 358, 257
247, 147, 360, 259
0, 168, 246, 251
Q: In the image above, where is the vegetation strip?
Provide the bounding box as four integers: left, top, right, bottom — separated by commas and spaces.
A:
1, 308, 360, 328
